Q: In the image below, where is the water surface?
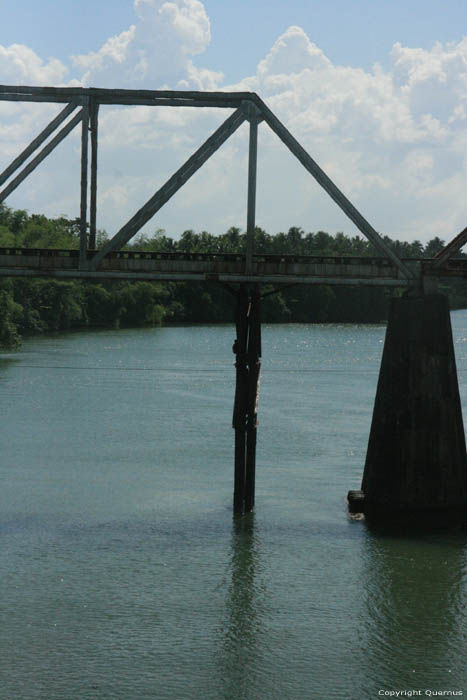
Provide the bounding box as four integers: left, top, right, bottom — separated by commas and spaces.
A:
1, 317, 467, 699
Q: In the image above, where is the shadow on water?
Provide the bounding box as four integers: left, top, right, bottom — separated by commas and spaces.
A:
217, 512, 269, 700
0, 354, 19, 368
354, 518, 467, 697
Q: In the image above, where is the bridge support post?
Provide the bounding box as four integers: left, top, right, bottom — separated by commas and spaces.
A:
349, 293, 467, 519
79, 99, 89, 269
232, 284, 262, 514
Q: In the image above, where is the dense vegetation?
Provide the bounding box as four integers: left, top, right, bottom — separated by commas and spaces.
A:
0, 203, 465, 348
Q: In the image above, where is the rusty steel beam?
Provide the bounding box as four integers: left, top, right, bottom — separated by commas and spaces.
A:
431, 226, 467, 268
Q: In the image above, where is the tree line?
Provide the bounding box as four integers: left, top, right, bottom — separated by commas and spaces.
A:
0, 203, 466, 348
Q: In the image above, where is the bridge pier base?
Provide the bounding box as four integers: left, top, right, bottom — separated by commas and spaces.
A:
232, 284, 262, 514
349, 293, 467, 519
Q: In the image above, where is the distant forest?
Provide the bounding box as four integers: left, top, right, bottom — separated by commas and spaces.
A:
0, 202, 466, 348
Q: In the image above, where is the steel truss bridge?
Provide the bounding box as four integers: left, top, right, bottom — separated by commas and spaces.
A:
0, 84, 466, 288
2, 84, 467, 515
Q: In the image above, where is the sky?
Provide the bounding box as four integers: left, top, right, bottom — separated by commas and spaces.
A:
1, 0, 467, 244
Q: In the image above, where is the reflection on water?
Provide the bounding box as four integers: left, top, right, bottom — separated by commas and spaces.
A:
219, 513, 268, 700
358, 524, 467, 696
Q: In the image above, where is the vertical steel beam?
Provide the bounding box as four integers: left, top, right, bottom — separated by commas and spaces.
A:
233, 285, 250, 513
89, 98, 99, 250
245, 112, 258, 274
244, 286, 261, 512
79, 98, 89, 268
232, 284, 261, 514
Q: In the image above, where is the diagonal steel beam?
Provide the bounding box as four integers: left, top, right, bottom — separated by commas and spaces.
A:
431, 225, 467, 268
88, 107, 247, 270
0, 101, 79, 187
251, 95, 416, 280
0, 109, 84, 203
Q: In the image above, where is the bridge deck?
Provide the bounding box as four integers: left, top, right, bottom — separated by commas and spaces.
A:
0, 248, 423, 286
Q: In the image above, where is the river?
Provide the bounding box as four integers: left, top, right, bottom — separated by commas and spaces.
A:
1, 316, 467, 699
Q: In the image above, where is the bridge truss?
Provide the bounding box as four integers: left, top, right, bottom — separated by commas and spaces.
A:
0, 83, 454, 287
2, 85, 467, 514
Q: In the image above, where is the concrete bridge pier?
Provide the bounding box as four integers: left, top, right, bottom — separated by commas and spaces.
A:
232, 284, 262, 514
348, 293, 467, 519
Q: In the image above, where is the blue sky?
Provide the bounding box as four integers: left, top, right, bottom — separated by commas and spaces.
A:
2, 0, 466, 79
1, 0, 467, 243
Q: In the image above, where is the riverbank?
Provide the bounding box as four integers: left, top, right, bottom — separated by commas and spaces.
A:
2, 203, 467, 348
0, 276, 391, 348
3, 275, 467, 349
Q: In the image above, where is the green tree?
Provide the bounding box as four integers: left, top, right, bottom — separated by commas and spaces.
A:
424, 237, 445, 257
0, 282, 22, 347
116, 282, 167, 327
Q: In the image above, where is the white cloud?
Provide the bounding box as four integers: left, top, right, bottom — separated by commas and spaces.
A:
1, 7, 467, 244
72, 27, 136, 73
257, 26, 331, 78
71, 0, 219, 89
0, 43, 67, 84
154, 0, 211, 55
391, 40, 467, 125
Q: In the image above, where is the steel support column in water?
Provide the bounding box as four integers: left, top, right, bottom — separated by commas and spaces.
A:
232, 285, 262, 514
